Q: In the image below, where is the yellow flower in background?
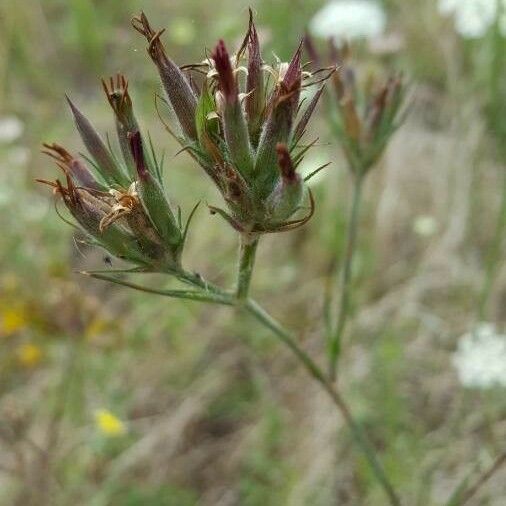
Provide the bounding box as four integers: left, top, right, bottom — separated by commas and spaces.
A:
1, 308, 27, 336
16, 343, 42, 367
94, 409, 126, 437
85, 318, 108, 341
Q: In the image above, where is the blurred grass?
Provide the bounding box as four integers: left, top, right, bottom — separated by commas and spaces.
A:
1, 0, 506, 505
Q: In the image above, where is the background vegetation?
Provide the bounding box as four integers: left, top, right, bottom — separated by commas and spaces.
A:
0, 0, 505, 504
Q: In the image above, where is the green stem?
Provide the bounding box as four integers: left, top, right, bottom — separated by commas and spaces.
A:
329, 175, 363, 380
175, 268, 229, 296
477, 168, 506, 320
236, 234, 259, 300
89, 267, 400, 504
85, 272, 234, 305
244, 299, 401, 506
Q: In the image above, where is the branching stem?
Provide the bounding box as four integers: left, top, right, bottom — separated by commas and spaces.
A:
85, 261, 400, 505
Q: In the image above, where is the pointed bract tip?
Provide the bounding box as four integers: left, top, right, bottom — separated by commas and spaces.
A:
65, 94, 79, 115
283, 39, 303, 89
248, 8, 259, 41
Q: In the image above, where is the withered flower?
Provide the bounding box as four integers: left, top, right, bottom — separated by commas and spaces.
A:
41, 10, 328, 273
40, 76, 188, 271
305, 36, 405, 176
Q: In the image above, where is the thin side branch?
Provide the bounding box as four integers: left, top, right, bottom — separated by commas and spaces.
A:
82, 272, 234, 305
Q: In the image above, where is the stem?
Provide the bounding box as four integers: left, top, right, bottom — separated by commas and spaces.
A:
90, 267, 400, 504
329, 175, 363, 380
244, 299, 401, 506
85, 272, 234, 305
477, 168, 506, 320
175, 268, 229, 296
236, 234, 259, 300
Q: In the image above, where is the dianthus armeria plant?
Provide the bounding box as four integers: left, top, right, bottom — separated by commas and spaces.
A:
40, 10, 405, 505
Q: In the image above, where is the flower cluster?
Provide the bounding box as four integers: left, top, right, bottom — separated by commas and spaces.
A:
131, 10, 326, 236
305, 37, 404, 177
40, 75, 187, 272
453, 323, 506, 389
40, 11, 326, 270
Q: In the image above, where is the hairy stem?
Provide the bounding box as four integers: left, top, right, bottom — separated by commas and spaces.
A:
244, 299, 401, 506
236, 234, 259, 300
328, 175, 363, 380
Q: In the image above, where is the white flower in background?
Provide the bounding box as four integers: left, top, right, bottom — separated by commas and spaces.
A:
309, 0, 387, 40
7, 146, 30, 166
413, 215, 438, 237
438, 0, 506, 38
452, 323, 506, 388
438, 0, 460, 15
0, 116, 24, 144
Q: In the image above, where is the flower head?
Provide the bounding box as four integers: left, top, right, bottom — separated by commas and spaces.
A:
39, 75, 187, 271
305, 37, 405, 176
0, 116, 24, 144
94, 409, 126, 436
1, 307, 27, 336
132, 9, 327, 235
16, 343, 42, 368
40, 10, 328, 271
452, 323, 506, 389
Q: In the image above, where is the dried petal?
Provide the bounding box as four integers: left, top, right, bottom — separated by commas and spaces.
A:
102, 74, 140, 177
42, 143, 101, 190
